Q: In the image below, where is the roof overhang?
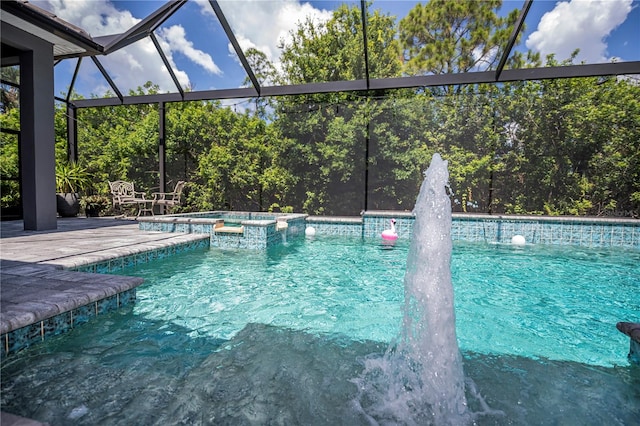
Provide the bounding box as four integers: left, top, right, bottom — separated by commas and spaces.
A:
0, 0, 103, 63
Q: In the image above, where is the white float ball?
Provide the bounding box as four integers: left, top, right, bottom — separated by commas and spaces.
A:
511, 235, 526, 246
305, 226, 316, 237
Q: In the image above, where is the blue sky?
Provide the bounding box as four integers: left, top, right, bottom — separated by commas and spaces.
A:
35, 0, 639, 100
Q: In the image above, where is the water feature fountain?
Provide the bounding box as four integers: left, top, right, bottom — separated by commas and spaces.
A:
354, 153, 473, 425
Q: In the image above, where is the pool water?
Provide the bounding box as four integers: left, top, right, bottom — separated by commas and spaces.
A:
133, 237, 638, 367
1, 237, 639, 424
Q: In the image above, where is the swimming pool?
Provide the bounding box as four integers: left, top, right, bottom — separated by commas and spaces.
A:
1, 237, 638, 424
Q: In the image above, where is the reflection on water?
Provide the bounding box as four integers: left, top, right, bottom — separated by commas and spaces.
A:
1, 321, 638, 425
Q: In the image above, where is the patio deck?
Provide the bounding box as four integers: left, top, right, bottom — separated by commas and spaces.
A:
0, 217, 210, 351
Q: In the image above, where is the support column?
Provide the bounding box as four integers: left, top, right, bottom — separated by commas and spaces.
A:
364, 120, 370, 212
158, 102, 166, 193
11, 24, 57, 230
158, 102, 167, 214
67, 105, 78, 163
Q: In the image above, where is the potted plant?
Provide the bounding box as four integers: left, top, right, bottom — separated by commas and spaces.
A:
80, 194, 110, 217
55, 161, 90, 217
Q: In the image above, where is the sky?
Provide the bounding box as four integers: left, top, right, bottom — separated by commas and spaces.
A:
32, 0, 640, 100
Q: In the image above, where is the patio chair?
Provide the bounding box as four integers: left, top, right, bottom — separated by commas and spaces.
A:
108, 180, 151, 217
152, 180, 185, 213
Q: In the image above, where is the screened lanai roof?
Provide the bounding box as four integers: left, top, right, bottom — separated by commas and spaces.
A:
2, 0, 640, 108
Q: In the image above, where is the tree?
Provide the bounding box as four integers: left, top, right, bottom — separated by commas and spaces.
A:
581, 76, 640, 217
0, 108, 20, 211
190, 107, 295, 212
367, 94, 436, 210
76, 83, 159, 194
272, 4, 403, 214
490, 52, 640, 217
16, 0, 634, 219
280, 4, 401, 84
243, 48, 279, 120
399, 1, 529, 85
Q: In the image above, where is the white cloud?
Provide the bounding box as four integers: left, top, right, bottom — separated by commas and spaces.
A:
37, 0, 334, 93
472, 45, 499, 71
196, 0, 332, 70
157, 26, 222, 75
37, 0, 219, 95
526, 0, 633, 63
42, 0, 138, 36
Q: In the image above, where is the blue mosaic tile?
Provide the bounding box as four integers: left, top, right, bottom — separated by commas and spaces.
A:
72, 304, 96, 327
97, 295, 119, 315
122, 255, 135, 268
1, 335, 6, 360
108, 257, 123, 271
611, 227, 624, 246
119, 289, 137, 306
2, 288, 141, 357
78, 264, 98, 273
135, 252, 148, 264
6, 323, 41, 354
622, 227, 635, 248
93, 262, 111, 274
145, 212, 639, 249
42, 312, 72, 339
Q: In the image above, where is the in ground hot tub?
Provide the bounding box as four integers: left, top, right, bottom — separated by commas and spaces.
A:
138, 211, 307, 249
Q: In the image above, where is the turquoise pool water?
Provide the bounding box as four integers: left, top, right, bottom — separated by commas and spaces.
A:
132, 237, 638, 367
1, 238, 638, 424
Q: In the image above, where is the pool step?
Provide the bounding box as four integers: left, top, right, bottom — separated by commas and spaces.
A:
0, 262, 142, 358
214, 221, 245, 234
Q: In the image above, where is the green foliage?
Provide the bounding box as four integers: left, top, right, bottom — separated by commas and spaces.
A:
55, 161, 90, 193
75, 86, 159, 194
280, 4, 401, 84
268, 203, 294, 214
1, 66, 20, 113
1, 5, 637, 219
0, 109, 20, 208
80, 194, 110, 211
399, 0, 524, 75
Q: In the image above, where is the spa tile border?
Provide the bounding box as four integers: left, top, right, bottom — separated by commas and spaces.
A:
306, 216, 364, 237
450, 214, 638, 248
